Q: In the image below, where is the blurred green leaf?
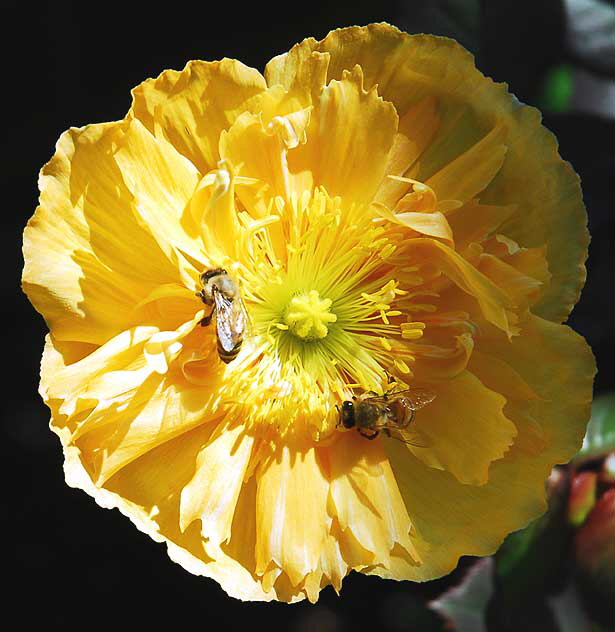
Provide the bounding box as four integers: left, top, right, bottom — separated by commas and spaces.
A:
538, 64, 573, 113
578, 394, 615, 458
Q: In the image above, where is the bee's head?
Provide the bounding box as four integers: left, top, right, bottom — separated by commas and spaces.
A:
201, 268, 228, 284
339, 400, 355, 428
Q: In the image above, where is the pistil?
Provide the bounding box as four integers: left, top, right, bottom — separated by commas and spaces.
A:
284, 290, 337, 340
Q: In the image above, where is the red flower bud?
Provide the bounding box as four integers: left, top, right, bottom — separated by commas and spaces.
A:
574, 487, 615, 621
568, 471, 598, 527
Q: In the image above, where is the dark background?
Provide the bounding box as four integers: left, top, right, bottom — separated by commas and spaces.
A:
4, 1, 614, 630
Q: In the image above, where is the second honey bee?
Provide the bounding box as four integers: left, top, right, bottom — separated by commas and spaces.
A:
196, 268, 248, 364
338, 388, 436, 443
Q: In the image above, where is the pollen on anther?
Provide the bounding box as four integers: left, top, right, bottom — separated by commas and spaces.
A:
379, 337, 392, 351
394, 359, 412, 374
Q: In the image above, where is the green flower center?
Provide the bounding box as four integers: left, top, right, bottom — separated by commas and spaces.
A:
283, 290, 337, 340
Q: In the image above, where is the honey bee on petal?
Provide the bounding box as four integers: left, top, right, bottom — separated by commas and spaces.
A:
196, 268, 249, 364
338, 387, 436, 444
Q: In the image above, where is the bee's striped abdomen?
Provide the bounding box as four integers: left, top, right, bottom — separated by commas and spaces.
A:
218, 338, 242, 364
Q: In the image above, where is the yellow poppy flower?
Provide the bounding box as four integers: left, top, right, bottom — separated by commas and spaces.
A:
22, 23, 595, 603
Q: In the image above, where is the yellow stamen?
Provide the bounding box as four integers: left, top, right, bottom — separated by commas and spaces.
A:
401, 322, 426, 340
379, 337, 392, 351
394, 359, 413, 374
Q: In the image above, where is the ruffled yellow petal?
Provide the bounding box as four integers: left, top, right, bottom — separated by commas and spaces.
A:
478, 253, 543, 311
388, 315, 593, 579
467, 350, 546, 456
288, 64, 398, 205
94, 426, 279, 602
265, 37, 328, 105
327, 433, 418, 567
447, 200, 516, 251
130, 59, 267, 174
424, 123, 507, 204
44, 314, 226, 485
409, 370, 517, 485
179, 422, 255, 544
485, 108, 587, 323
25, 22, 595, 605
388, 440, 547, 580
406, 238, 514, 333
219, 105, 312, 215
23, 123, 182, 345
478, 313, 595, 462
255, 444, 329, 589
114, 117, 203, 276
273, 24, 588, 321
375, 205, 453, 243
374, 97, 440, 208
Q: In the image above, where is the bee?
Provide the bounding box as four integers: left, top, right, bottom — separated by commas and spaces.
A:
196, 268, 248, 364
338, 387, 436, 443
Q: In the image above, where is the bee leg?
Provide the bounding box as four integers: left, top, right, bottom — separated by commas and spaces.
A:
200, 308, 215, 327
359, 428, 380, 440
398, 408, 415, 430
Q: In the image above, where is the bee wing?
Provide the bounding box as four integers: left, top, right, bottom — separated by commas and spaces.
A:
358, 394, 391, 406
213, 290, 247, 353
388, 387, 437, 410
390, 430, 432, 448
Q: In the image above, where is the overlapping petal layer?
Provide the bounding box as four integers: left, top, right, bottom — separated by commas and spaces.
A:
24, 23, 594, 603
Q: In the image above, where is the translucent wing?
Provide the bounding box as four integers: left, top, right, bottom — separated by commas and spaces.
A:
387, 387, 437, 410
358, 388, 436, 409
357, 393, 393, 406
386, 429, 432, 448
213, 289, 247, 353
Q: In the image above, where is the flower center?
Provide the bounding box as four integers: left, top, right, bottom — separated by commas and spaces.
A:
283, 290, 337, 340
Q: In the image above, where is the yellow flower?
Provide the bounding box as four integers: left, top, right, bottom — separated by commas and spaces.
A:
22, 23, 595, 603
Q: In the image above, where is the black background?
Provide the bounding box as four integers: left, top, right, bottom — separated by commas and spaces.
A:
5, 1, 614, 630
